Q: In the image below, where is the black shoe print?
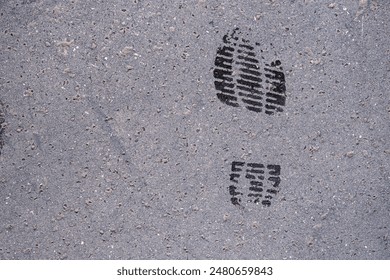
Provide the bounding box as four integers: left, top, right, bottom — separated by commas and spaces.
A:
229, 161, 281, 207
214, 28, 286, 115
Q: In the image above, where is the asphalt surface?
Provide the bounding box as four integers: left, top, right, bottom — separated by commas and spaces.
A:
0, 0, 389, 259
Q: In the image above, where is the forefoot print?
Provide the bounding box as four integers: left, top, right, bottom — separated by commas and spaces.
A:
214, 28, 286, 115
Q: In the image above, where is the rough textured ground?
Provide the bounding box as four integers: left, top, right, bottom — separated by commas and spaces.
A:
0, 0, 389, 259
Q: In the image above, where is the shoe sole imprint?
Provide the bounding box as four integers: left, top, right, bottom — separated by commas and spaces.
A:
214, 28, 286, 115
229, 161, 281, 207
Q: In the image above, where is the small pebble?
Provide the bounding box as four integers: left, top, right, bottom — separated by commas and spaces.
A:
346, 151, 355, 158
313, 223, 322, 229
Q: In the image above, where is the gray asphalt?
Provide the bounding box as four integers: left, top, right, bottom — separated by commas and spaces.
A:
0, 0, 389, 259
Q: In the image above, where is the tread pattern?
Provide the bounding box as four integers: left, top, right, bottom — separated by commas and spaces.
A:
214, 28, 286, 115
229, 161, 281, 207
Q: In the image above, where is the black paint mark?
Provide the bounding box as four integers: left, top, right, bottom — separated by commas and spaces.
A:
214, 28, 286, 115
229, 161, 281, 207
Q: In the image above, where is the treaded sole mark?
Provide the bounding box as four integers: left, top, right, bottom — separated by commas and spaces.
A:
229, 161, 281, 207
214, 28, 287, 115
